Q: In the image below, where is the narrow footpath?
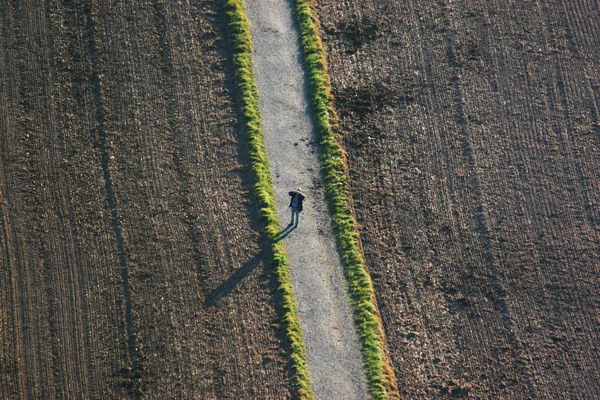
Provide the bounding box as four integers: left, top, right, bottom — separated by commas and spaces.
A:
244, 0, 369, 398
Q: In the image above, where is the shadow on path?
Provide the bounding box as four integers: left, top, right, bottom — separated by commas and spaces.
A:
274, 224, 296, 242
204, 223, 294, 306
207, 225, 296, 306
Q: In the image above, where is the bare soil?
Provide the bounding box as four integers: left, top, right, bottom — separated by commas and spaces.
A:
0, 1, 292, 398
317, 0, 600, 398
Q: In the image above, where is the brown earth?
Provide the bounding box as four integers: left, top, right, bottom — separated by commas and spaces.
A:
0, 1, 292, 398
317, 0, 600, 398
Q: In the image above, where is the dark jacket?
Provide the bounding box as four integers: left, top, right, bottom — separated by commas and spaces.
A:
288, 191, 305, 212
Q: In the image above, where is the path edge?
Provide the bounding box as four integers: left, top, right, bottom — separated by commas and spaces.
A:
293, 1, 400, 398
225, 1, 314, 398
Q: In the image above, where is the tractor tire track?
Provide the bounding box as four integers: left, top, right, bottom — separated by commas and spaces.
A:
83, 4, 142, 396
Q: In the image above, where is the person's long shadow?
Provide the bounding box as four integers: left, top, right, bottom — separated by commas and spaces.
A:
273, 224, 296, 242
205, 251, 263, 306
205, 225, 296, 306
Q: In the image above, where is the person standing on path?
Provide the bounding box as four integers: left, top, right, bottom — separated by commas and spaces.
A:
288, 187, 305, 227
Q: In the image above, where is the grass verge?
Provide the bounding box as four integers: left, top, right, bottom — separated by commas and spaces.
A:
224, 1, 314, 398
294, 1, 395, 398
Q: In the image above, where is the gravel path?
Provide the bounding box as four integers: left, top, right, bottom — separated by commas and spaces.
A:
244, 1, 368, 398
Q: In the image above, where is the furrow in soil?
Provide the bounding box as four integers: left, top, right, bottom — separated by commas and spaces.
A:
317, 0, 600, 397
1, 1, 293, 398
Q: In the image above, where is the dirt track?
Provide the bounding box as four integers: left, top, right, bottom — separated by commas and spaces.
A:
317, 0, 600, 398
245, 0, 368, 398
1, 1, 292, 398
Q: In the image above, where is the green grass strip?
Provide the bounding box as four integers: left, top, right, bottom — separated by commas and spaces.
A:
224, 1, 314, 398
293, 1, 391, 398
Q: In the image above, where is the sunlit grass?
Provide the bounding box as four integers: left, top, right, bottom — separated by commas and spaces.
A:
294, 1, 392, 398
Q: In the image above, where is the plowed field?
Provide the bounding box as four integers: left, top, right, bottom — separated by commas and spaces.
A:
0, 1, 291, 398
317, 0, 600, 398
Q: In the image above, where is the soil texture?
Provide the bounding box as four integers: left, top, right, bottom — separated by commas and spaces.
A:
0, 1, 291, 398
317, 0, 600, 398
